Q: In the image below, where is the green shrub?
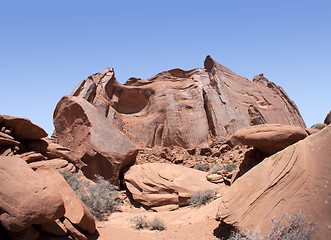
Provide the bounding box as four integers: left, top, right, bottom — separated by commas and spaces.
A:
228, 214, 316, 240
210, 163, 224, 174
194, 163, 210, 172
131, 215, 149, 230
189, 189, 214, 207
225, 163, 237, 172
131, 216, 165, 231
59, 170, 120, 220
149, 217, 165, 231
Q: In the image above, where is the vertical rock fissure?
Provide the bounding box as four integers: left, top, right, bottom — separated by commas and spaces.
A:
202, 89, 217, 137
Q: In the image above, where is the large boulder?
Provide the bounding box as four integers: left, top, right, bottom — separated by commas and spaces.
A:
0, 115, 47, 140
53, 96, 138, 185
0, 156, 65, 232
124, 163, 219, 207
36, 167, 96, 234
68, 56, 305, 148
217, 125, 331, 240
233, 124, 308, 154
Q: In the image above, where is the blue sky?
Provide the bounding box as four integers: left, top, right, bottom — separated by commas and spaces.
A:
1, 0, 330, 135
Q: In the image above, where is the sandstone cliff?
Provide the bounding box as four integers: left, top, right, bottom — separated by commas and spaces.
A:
67, 56, 305, 149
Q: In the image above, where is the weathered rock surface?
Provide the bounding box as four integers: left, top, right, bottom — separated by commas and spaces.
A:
124, 163, 219, 207
36, 167, 96, 234
37, 219, 67, 237
53, 95, 138, 185
0, 115, 47, 140
67, 56, 305, 149
217, 125, 331, 240
233, 124, 308, 154
0, 156, 65, 232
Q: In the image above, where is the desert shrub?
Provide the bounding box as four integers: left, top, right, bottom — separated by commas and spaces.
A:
311, 123, 326, 130
189, 189, 214, 207
225, 163, 237, 172
131, 215, 149, 230
194, 163, 210, 172
228, 214, 316, 240
210, 163, 224, 174
149, 217, 165, 231
59, 170, 120, 220
131, 216, 165, 231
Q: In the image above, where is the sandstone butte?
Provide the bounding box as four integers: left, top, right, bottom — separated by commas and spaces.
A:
59, 55, 305, 150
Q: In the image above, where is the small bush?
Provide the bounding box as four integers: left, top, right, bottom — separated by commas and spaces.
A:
228, 214, 316, 240
131, 215, 149, 230
131, 216, 165, 231
59, 170, 120, 220
149, 218, 165, 231
210, 163, 224, 174
225, 163, 237, 172
311, 123, 326, 130
194, 163, 210, 172
189, 189, 214, 207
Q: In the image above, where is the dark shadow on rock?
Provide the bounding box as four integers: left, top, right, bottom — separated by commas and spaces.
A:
213, 221, 237, 239
232, 148, 270, 183
87, 229, 100, 240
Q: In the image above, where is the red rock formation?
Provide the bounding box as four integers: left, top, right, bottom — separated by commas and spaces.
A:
233, 124, 308, 154
67, 56, 305, 149
217, 125, 331, 240
53, 96, 138, 185
124, 163, 219, 208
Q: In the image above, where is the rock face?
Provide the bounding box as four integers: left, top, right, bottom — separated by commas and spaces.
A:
66, 56, 305, 149
53, 96, 138, 185
0, 156, 65, 232
0, 115, 47, 140
233, 124, 308, 154
217, 125, 331, 240
124, 163, 218, 207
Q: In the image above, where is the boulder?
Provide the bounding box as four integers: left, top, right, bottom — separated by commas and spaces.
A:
0, 156, 65, 232
53, 96, 137, 185
63, 218, 88, 240
217, 125, 331, 240
36, 167, 96, 234
0, 115, 47, 140
66, 56, 305, 149
233, 124, 308, 154
0, 137, 20, 147
124, 163, 219, 207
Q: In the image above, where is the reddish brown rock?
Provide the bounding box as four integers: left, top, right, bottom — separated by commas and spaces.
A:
0, 115, 47, 140
53, 96, 137, 185
0, 156, 65, 232
63, 218, 88, 240
324, 110, 331, 125
217, 125, 331, 240
36, 167, 96, 234
124, 163, 219, 207
233, 124, 308, 154
19, 151, 46, 163
37, 219, 67, 236
67, 56, 305, 149
28, 158, 69, 170
305, 128, 320, 135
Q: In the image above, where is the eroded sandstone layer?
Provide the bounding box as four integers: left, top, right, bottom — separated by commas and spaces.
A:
66, 56, 305, 149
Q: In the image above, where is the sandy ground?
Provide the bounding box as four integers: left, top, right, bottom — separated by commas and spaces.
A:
96, 198, 223, 240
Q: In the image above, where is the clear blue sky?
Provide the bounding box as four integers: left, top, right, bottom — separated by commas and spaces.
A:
1, 0, 330, 135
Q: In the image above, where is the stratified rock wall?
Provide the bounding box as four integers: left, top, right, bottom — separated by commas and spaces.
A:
67, 56, 305, 148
